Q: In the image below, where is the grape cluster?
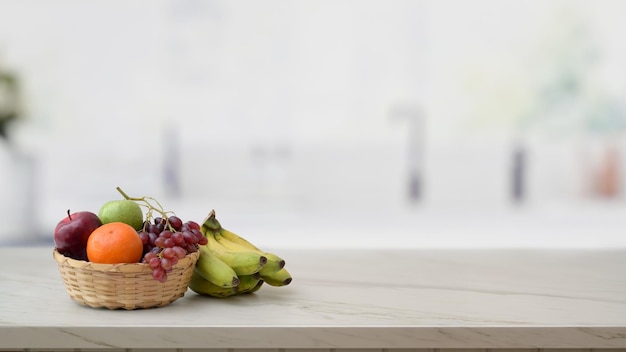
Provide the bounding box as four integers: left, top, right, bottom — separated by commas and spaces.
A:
138, 215, 208, 282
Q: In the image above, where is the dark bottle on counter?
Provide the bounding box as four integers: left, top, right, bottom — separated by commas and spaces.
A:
510, 143, 526, 204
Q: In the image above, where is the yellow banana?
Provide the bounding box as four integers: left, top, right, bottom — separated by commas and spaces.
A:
199, 210, 292, 292
220, 228, 288, 273
201, 225, 267, 275
261, 267, 292, 287
219, 228, 262, 251
195, 246, 240, 288
201, 211, 261, 251
214, 232, 285, 275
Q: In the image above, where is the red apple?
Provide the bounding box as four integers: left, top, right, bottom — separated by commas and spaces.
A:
54, 210, 102, 261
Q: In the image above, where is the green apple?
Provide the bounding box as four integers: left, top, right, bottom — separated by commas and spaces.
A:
98, 199, 144, 230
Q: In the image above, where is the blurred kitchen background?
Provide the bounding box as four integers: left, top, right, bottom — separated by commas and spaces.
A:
1, 0, 626, 248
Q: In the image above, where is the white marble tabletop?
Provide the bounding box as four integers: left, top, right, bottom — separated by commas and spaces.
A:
1, 246, 626, 349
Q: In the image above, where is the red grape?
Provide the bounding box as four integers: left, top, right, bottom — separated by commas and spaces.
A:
160, 258, 172, 271
147, 224, 160, 235
138, 231, 150, 245
148, 233, 158, 245
148, 257, 161, 269
170, 256, 179, 266
168, 216, 183, 231
186, 220, 200, 231
152, 267, 167, 282
172, 232, 184, 245
172, 246, 186, 259
162, 247, 175, 259
140, 214, 205, 282
183, 231, 196, 244
144, 251, 156, 261
154, 236, 166, 248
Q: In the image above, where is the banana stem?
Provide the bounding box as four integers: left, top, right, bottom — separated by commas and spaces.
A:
202, 209, 222, 230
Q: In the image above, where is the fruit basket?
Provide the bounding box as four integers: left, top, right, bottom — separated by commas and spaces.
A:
53, 249, 199, 310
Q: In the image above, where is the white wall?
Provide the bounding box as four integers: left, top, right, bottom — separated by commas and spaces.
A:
1, 0, 626, 246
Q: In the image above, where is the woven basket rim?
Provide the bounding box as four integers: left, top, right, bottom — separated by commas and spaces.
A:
53, 248, 200, 273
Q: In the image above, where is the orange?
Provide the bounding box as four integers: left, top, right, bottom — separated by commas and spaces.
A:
86, 222, 143, 264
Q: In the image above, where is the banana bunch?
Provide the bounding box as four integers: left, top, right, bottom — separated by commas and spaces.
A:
189, 210, 292, 298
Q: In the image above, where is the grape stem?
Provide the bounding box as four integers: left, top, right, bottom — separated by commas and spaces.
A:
115, 186, 176, 231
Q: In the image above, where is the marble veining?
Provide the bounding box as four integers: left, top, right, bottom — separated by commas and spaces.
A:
1, 247, 626, 349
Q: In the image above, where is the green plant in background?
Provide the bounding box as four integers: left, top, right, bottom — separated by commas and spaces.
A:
0, 74, 20, 139
0, 60, 21, 140
458, 4, 604, 140
584, 95, 626, 136
506, 9, 626, 140
520, 19, 600, 138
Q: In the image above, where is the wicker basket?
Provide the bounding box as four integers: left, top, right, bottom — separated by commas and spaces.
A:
53, 248, 199, 310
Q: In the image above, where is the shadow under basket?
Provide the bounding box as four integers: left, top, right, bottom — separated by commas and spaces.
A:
53, 249, 199, 310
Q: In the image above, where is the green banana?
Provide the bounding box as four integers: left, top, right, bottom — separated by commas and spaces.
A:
242, 280, 264, 294
195, 246, 240, 288
261, 267, 292, 287
189, 269, 240, 297
201, 210, 224, 232
258, 253, 286, 275
190, 271, 262, 298
236, 274, 263, 294
214, 232, 285, 275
